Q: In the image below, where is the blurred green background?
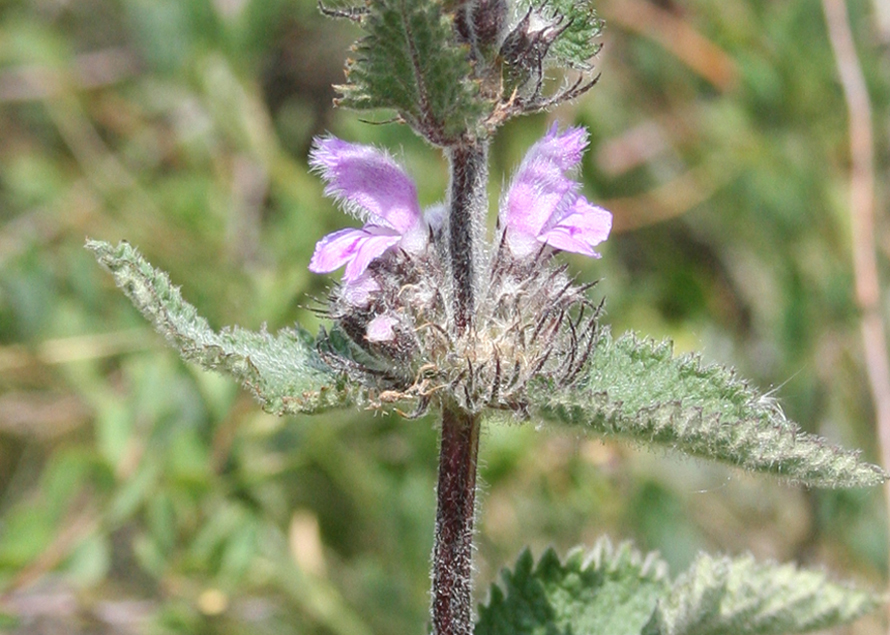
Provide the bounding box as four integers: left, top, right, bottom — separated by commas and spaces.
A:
1, 0, 888, 633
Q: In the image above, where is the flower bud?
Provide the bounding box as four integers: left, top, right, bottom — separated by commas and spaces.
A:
499, 8, 566, 96
455, 0, 508, 52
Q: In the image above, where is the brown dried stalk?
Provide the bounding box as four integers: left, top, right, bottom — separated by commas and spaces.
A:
822, 1, 890, 627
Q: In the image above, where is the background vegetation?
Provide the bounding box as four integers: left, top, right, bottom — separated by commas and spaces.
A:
0, 0, 888, 633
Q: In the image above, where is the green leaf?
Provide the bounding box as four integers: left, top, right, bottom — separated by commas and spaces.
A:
516, 0, 602, 69
476, 537, 669, 635
645, 552, 882, 635
335, 0, 488, 144
531, 330, 888, 488
86, 239, 352, 415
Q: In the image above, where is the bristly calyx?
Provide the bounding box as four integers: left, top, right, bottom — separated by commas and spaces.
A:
308, 125, 612, 417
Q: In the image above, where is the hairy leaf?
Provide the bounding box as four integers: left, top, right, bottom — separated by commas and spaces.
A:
87, 240, 352, 415
531, 330, 887, 488
335, 0, 488, 144
476, 537, 669, 635
644, 552, 881, 635
516, 0, 602, 69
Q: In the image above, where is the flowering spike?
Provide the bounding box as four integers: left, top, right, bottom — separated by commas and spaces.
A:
500, 125, 612, 258
308, 125, 615, 414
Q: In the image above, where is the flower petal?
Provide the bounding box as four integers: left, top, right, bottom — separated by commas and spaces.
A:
342, 227, 401, 281
524, 123, 588, 172
501, 124, 606, 259
503, 171, 576, 239
539, 198, 612, 256
308, 228, 366, 274
310, 136, 423, 235
309, 226, 401, 281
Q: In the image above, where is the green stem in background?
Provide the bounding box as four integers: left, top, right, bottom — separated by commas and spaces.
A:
432, 405, 481, 635
448, 141, 489, 335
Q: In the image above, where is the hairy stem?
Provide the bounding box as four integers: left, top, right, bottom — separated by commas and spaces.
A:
432, 405, 481, 635
448, 141, 489, 334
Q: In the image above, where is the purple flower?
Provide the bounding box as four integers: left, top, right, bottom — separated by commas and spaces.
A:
500, 124, 612, 258
309, 137, 429, 282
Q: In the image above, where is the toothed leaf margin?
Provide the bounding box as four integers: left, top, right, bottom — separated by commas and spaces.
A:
515, 0, 603, 69
644, 552, 882, 635
336, 0, 488, 144
476, 537, 669, 635
530, 330, 887, 488
87, 239, 353, 415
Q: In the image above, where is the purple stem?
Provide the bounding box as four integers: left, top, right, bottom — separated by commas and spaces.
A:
448, 142, 489, 335
432, 138, 488, 633
432, 405, 481, 635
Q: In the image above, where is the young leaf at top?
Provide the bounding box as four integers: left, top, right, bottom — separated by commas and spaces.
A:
531, 330, 888, 488
476, 538, 669, 635
333, 0, 488, 145
514, 0, 603, 70
643, 552, 882, 635
87, 240, 352, 415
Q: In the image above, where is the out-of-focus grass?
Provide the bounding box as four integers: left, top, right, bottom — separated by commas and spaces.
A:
0, 0, 886, 633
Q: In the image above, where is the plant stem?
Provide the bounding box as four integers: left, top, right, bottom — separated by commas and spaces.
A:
432, 405, 481, 635
448, 141, 489, 334
435, 135, 487, 634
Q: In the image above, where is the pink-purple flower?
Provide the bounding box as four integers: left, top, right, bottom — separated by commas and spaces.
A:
309, 136, 429, 282
307, 124, 610, 412
308, 125, 611, 289
500, 123, 612, 258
